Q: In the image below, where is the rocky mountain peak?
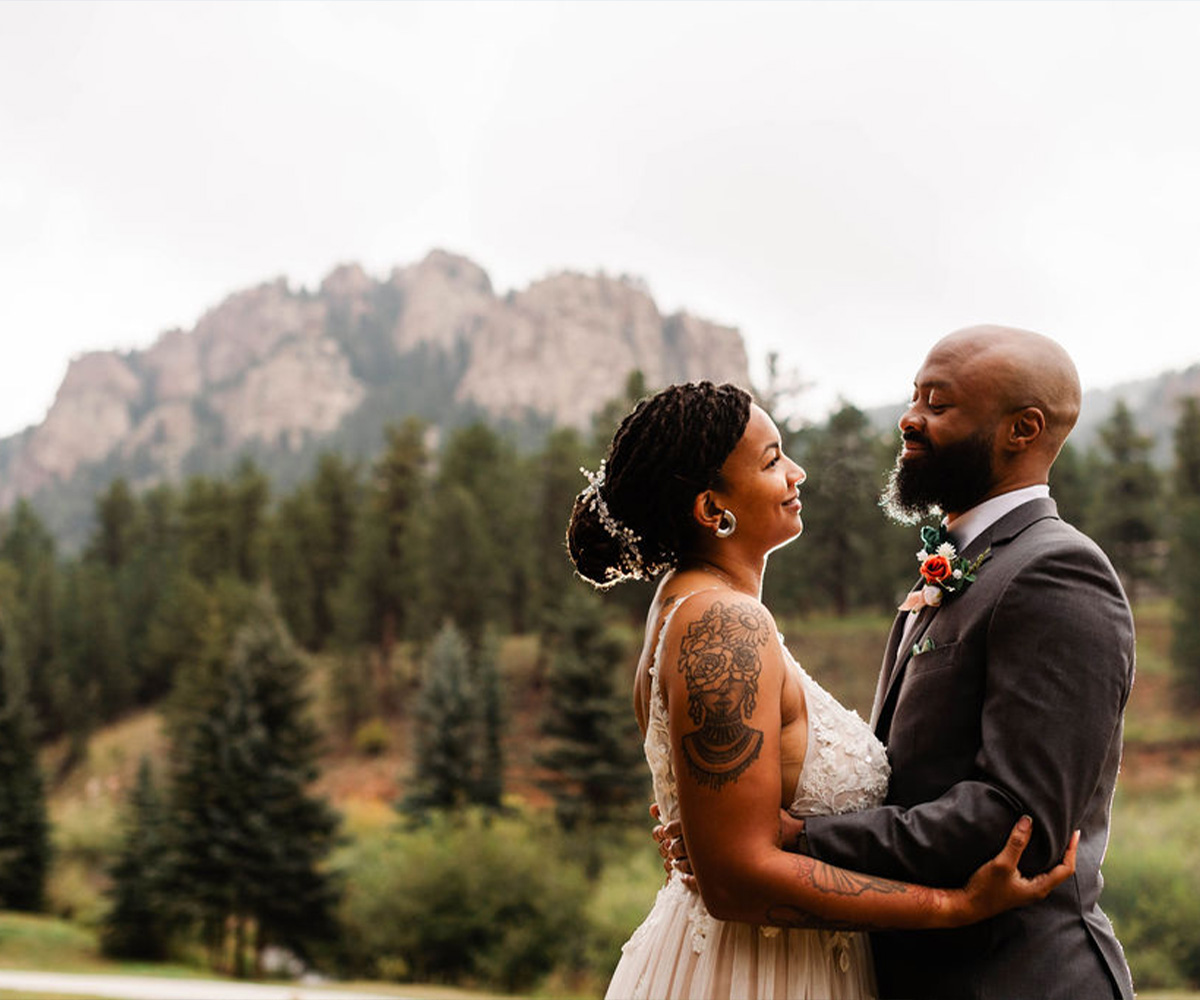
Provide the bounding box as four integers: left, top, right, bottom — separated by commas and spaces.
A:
0, 251, 752, 518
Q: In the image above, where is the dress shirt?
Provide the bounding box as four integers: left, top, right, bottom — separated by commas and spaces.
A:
944, 483, 1051, 552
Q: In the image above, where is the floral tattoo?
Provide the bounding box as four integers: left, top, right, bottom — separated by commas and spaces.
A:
677, 601, 769, 790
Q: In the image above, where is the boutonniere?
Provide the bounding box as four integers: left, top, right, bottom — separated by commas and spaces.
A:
898, 524, 990, 612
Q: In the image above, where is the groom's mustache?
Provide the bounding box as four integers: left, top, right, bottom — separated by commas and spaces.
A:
901, 430, 931, 450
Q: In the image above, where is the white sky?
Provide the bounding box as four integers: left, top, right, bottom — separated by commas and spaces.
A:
2, 0, 1199, 438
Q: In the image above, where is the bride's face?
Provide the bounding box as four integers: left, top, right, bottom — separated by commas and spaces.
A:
712, 405, 806, 553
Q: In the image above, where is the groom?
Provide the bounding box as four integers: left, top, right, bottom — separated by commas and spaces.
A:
796, 326, 1135, 999
660, 325, 1135, 998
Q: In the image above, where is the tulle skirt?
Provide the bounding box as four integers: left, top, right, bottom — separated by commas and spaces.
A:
605, 877, 877, 1000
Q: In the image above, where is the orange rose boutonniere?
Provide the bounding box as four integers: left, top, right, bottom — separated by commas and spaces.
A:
898, 524, 990, 613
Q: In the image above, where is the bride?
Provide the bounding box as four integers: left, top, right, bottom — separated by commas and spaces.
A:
566, 381, 1076, 1000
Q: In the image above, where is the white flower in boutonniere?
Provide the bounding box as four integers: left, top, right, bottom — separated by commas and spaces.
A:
899, 524, 990, 613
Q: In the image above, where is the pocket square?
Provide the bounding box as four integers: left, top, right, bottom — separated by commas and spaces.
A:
911, 636, 936, 657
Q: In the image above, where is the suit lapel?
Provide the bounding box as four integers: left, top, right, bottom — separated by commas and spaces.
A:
873, 601, 937, 737
871, 496, 1061, 741
870, 605, 913, 729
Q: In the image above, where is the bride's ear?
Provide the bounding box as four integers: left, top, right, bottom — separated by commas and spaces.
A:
692, 491, 724, 534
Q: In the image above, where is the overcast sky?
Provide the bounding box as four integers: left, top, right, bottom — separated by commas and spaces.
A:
2, 1, 1199, 438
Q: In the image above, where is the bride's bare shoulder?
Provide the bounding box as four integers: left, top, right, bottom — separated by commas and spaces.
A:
657, 586, 782, 665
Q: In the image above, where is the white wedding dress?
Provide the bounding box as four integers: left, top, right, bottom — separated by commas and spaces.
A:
606, 598, 891, 1000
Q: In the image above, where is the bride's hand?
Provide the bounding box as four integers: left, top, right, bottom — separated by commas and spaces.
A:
957, 816, 1079, 924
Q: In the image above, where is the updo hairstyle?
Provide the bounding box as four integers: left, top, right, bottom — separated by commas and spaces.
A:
567, 381, 752, 588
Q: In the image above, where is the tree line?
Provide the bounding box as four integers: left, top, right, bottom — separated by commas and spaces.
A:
2, 376, 1200, 979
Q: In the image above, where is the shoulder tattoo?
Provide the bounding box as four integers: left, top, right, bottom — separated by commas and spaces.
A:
676, 600, 770, 790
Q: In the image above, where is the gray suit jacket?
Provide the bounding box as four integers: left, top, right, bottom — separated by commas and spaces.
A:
805, 498, 1136, 1000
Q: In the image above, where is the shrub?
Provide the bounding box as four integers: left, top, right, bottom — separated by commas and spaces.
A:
336, 810, 589, 992
1104, 790, 1200, 990
580, 829, 662, 981
352, 718, 391, 757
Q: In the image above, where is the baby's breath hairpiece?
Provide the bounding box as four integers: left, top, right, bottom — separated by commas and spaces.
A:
579, 461, 645, 578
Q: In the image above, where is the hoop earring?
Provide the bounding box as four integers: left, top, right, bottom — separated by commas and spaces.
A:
715, 509, 737, 539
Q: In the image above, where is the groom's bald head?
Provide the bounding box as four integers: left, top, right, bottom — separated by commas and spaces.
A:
928, 324, 1081, 460
886, 324, 1082, 520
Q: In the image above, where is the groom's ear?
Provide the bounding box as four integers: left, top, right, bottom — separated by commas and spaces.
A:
1006, 406, 1046, 451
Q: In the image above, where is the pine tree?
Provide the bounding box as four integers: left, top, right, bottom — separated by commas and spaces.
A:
427, 422, 532, 640
334, 419, 429, 663
86, 477, 137, 571
165, 597, 340, 976
425, 482, 501, 649
125, 484, 187, 703
1089, 400, 1163, 600
266, 488, 322, 649
226, 607, 341, 972
1170, 504, 1200, 706
0, 563, 51, 911
101, 756, 173, 959
180, 476, 236, 584
229, 458, 271, 583
82, 478, 146, 708
0, 502, 61, 738
306, 452, 360, 646
268, 454, 361, 652
56, 561, 133, 727
1170, 396, 1200, 704
768, 404, 911, 616
1172, 396, 1200, 501
536, 589, 646, 871
401, 622, 481, 815
473, 629, 505, 812
1048, 441, 1094, 533
532, 427, 591, 623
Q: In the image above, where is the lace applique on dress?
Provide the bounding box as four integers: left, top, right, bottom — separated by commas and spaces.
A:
782, 638, 890, 818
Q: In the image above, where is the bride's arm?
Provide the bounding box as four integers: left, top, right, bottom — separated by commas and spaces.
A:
661, 593, 1073, 931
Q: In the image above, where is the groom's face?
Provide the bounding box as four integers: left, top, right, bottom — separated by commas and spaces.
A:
880, 345, 1003, 524
881, 427, 996, 525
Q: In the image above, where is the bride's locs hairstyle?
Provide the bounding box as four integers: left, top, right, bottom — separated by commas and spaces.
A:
567, 381, 752, 588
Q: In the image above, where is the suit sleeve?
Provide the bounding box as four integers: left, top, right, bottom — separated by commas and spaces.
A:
803, 538, 1135, 885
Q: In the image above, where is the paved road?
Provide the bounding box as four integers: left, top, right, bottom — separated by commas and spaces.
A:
0, 970, 401, 1000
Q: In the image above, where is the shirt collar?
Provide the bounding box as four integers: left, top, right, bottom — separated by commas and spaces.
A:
944, 484, 1051, 551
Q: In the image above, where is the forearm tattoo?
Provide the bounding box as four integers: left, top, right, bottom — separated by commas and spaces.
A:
677, 601, 769, 789
766, 856, 927, 931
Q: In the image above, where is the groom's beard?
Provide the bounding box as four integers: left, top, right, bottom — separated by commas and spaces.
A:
880, 429, 996, 525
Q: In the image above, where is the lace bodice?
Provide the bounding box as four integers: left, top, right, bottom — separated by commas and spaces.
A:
644, 597, 890, 826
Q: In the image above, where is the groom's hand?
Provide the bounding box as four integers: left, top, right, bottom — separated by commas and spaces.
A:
779, 810, 808, 853
650, 804, 697, 890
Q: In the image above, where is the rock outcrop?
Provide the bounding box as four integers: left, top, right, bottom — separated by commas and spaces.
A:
0, 250, 751, 509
